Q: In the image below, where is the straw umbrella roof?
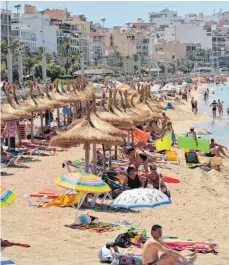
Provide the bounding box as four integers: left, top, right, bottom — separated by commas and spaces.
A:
67, 93, 125, 137
1, 85, 32, 119
51, 118, 124, 147
1, 110, 20, 123
96, 90, 135, 130
12, 83, 56, 113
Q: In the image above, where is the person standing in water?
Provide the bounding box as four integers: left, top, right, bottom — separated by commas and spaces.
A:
210, 100, 217, 119
217, 100, 223, 115
191, 97, 195, 112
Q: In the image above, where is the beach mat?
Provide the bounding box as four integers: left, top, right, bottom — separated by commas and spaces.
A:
65, 223, 119, 233
164, 241, 218, 254
178, 136, 210, 153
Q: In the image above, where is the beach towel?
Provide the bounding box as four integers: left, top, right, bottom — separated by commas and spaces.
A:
164, 241, 218, 254
65, 222, 119, 233
156, 134, 172, 152
42, 192, 84, 208
1, 240, 31, 248
1, 256, 16, 265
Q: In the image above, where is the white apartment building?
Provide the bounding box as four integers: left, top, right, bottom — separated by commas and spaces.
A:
149, 8, 184, 26
88, 32, 104, 64
11, 22, 37, 52
164, 24, 212, 49
20, 12, 58, 54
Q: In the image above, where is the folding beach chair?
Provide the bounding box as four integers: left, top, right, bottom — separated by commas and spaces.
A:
24, 189, 63, 207
1, 155, 22, 168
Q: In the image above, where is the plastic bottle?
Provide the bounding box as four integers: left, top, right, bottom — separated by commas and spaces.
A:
142, 229, 147, 237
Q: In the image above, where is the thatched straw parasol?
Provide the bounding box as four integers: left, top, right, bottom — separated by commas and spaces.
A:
51, 101, 124, 172
1, 110, 20, 123
1, 84, 32, 119
97, 90, 135, 130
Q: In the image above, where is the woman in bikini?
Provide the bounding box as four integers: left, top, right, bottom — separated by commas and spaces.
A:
124, 147, 149, 173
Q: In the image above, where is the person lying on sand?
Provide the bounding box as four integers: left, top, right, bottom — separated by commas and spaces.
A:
210, 138, 228, 157
142, 224, 197, 265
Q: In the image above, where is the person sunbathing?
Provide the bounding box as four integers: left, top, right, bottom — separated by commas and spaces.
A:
145, 165, 162, 190
1, 146, 12, 161
124, 147, 149, 173
142, 224, 196, 265
210, 138, 228, 157
124, 166, 145, 189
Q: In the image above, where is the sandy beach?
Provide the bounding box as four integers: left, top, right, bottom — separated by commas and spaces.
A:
1, 85, 229, 265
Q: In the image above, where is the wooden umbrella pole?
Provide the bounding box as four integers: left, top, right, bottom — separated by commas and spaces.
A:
109, 149, 112, 168
85, 101, 91, 173
7, 123, 10, 152
40, 111, 44, 136
131, 130, 134, 145
16, 121, 21, 147
57, 108, 60, 129
92, 143, 97, 175
114, 146, 118, 160
31, 113, 34, 141
85, 142, 90, 173
127, 130, 130, 146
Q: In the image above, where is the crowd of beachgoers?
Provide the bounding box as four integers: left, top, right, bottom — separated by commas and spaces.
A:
1, 74, 229, 265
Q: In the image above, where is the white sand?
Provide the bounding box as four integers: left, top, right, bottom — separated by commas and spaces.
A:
1, 85, 229, 265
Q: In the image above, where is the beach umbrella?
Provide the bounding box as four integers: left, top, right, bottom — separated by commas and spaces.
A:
1, 110, 20, 123
55, 172, 111, 222
112, 188, 171, 209
55, 172, 111, 193
1, 85, 32, 119
194, 128, 213, 136
51, 101, 124, 172
0, 186, 16, 208
66, 92, 125, 173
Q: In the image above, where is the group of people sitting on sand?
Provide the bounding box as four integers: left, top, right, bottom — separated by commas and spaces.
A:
99, 224, 197, 265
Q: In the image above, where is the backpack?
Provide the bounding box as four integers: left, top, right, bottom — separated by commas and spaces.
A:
185, 152, 199, 164
114, 233, 131, 248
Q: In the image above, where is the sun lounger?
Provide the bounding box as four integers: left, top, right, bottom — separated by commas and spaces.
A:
1, 155, 22, 168
21, 140, 56, 156
24, 189, 62, 207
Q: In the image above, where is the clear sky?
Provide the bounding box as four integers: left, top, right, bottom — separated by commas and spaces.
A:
6, 1, 229, 27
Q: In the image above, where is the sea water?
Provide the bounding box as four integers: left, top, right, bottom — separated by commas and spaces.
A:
194, 83, 229, 147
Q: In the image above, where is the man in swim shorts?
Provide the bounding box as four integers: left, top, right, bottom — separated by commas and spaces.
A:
210, 100, 217, 119
142, 225, 187, 265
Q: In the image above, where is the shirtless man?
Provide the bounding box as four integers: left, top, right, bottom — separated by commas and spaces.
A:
142, 225, 192, 265
210, 138, 228, 157
161, 113, 169, 130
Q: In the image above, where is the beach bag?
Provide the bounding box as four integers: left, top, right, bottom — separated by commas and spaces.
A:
119, 256, 136, 265
114, 233, 131, 248
185, 152, 199, 164
98, 246, 113, 263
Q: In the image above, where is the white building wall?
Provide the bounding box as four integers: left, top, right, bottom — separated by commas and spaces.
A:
11, 24, 37, 52
20, 13, 58, 54
164, 24, 212, 49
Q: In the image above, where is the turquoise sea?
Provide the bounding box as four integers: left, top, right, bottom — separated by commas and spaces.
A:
194, 83, 229, 147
